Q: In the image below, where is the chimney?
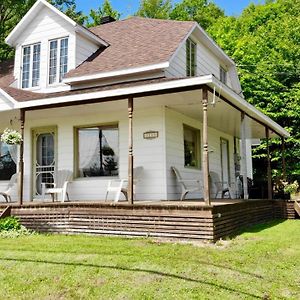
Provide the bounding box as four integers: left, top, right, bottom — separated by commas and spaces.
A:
100, 16, 116, 25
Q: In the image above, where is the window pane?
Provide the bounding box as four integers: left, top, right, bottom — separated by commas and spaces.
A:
78, 126, 119, 177
32, 43, 41, 87
184, 126, 200, 168
186, 39, 196, 77
49, 40, 58, 84
59, 38, 68, 82
0, 141, 17, 180
22, 46, 31, 88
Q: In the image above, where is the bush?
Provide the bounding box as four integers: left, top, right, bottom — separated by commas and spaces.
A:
0, 217, 21, 231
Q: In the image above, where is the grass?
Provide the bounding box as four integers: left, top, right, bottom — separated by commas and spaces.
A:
0, 220, 299, 299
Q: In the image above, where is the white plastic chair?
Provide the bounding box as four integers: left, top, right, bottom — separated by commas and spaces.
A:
172, 166, 202, 201
209, 171, 232, 199
0, 173, 18, 202
105, 166, 143, 202
42, 170, 73, 202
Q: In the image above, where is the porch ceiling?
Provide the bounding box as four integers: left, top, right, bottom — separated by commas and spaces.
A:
137, 90, 273, 139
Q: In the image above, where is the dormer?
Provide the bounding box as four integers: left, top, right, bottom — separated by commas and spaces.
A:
5, 0, 108, 93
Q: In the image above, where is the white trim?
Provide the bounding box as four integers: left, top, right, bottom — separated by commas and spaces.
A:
0, 89, 19, 105
2, 75, 289, 138
5, 0, 107, 48
63, 62, 170, 84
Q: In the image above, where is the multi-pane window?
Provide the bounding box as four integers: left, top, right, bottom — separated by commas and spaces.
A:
76, 125, 119, 178
186, 38, 197, 77
220, 66, 227, 84
21, 43, 41, 89
0, 140, 17, 180
49, 37, 69, 84
184, 125, 200, 168
32, 44, 41, 87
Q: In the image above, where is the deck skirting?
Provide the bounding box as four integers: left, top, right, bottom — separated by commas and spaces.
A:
1, 200, 297, 242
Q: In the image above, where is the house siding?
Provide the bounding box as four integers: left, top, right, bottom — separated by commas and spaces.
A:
75, 34, 99, 68
165, 107, 236, 200
22, 102, 167, 202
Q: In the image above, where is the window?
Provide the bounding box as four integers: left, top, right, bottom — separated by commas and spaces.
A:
49, 37, 69, 84
186, 38, 197, 77
220, 66, 227, 84
184, 125, 200, 168
21, 43, 41, 89
76, 125, 119, 178
0, 140, 17, 180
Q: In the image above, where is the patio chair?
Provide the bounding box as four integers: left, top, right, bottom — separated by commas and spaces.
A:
105, 166, 144, 202
171, 166, 202, 201
42, 170, 73, 202
209, 171, 232, 199
0, 173, 18, 203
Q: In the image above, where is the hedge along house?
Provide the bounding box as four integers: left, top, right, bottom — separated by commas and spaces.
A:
0, 0, 289, 210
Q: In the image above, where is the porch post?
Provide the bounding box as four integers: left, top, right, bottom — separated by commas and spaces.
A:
202, 88, 211, 205
281, 136, 287, 180
19, 109, 25, 206
266, 127, 272, 199
128, 97, 134, 205
240, 112, 249, 199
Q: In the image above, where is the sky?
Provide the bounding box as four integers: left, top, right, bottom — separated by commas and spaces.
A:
75, 0, 263, 18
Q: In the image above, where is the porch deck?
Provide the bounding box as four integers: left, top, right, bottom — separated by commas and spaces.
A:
0, 199, 293, 242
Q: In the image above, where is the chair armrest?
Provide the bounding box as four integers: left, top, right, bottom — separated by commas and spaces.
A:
41, 182, 56, 188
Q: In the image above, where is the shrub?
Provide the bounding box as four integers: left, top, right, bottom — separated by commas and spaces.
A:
0, 217, 21, 231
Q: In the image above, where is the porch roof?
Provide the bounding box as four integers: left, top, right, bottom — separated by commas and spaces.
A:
0, 75, 289, 138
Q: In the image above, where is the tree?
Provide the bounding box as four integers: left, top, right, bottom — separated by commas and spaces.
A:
208, 0, 300, 184
136, 0, 172, 19
88, 0, 120, 27
170, 0, 224, 30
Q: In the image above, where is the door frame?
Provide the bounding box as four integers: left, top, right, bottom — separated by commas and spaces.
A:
31, 126, 57, 200
220, 137, 230, 184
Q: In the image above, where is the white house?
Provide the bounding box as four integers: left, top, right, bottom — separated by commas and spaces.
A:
0, 0, 289, 204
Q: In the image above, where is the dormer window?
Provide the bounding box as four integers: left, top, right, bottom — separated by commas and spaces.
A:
49, 37, 69, 85
220, 66, 227, 84
186, 38, 197, 77
21, 43, 41, 89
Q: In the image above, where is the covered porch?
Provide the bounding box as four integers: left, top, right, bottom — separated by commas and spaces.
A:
0, 76, 289, 206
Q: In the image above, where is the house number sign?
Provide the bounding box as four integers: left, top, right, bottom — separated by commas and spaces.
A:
143, 131, 159, 139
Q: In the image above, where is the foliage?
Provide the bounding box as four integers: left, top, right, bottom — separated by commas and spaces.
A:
170, 0, 224, 30
136, 0, 172, 19
1, 128, 22, 145
208, 0, 300, 182
87, 0, 120, 27
0, 221, 299, 298
283, 180, 299, 195
0, 217, 21, 231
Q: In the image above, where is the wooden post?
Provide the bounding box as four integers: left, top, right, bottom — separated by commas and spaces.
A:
281, 136, 286, 180
19, 109, 25, 206
202, 88, 211, 206
240, 112, 249, 199
266, 127, 272, 199
128, 97, 134, 205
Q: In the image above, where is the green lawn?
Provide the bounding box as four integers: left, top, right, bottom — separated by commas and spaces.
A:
0, 220, 299, 299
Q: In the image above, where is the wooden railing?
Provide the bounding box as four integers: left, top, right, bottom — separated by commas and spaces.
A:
0, 206, 11, 219
294, 201, 300, 217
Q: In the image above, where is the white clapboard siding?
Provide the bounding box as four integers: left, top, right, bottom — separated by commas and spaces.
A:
0, 97, 14, 111
23, 103, 167, 202
164, 107, 236, 200
165, 34, 235, 90
76, 34, 99, 67
14, 6, 76, 91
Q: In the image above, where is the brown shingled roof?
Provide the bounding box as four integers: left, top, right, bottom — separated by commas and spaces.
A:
66, 17, 196, 79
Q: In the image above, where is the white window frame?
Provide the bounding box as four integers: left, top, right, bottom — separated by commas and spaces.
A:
48, 37, 69, 85
21, 43, 41, 89
186, 38, 197, 77
220, 66, 227, 84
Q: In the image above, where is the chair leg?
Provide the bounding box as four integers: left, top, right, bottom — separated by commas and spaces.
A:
7, 195, 11, 202
51, 194, 55, 202
180, 190, 188, 201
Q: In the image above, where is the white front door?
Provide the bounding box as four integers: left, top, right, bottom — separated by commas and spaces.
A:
32, 127, 56, 198
220, 138, 230, 187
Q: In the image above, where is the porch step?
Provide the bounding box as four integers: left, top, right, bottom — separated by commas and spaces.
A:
0, 206, 11, 219
294, 201, 300, 217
